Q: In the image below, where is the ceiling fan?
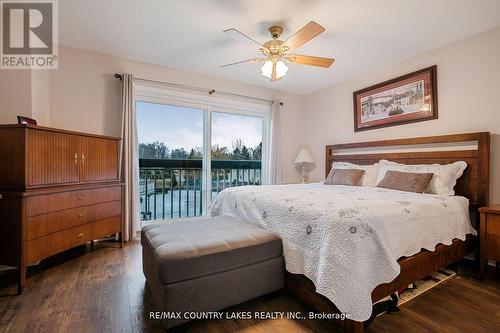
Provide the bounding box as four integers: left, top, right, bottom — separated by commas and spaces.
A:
221, 21, 335, 81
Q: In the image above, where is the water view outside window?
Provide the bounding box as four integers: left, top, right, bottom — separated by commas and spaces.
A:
136, 101, 263, 222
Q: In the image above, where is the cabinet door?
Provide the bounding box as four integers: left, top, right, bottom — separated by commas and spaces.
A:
27, 129, 79, 187
79, 136, 120, 183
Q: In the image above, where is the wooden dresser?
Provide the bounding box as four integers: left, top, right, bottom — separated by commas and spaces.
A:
0, 124, 123, 294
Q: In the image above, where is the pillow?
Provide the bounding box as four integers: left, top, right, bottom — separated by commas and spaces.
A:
375, 160, 467, 196
324, 169, 365, 186
331, 162, 379, 187
376, 170, 434, 193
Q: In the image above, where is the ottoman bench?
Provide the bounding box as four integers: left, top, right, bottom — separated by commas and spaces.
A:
141, 216, 284, 329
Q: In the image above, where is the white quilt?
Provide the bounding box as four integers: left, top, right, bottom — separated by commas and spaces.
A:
208, 183, 476, 321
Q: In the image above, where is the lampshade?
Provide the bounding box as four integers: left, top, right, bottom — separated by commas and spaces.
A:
294, 149, 314, 164
261, 60, 288, 79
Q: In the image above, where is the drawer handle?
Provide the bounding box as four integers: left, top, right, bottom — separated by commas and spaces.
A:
78, 214, 83, 218
77, 233, 84, 238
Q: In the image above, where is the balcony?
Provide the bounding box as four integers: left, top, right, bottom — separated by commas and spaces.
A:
139, 158, 262, 221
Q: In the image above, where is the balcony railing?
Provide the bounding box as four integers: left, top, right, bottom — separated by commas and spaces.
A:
139, 158, 262, 221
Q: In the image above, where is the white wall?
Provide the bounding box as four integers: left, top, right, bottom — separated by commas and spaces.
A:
45, 46, 304, 183
304, 27, 500, 202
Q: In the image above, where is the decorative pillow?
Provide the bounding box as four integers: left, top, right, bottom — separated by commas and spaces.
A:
331, 162, 379, 187
324, 169, 366, 186
376, 170, 434, 193
375, 160, 467, 195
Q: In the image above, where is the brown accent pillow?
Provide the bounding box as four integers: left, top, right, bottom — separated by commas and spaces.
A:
376, 170, 434, 193
324, 169, 365, 186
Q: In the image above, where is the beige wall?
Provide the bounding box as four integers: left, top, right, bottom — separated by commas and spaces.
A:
0, 70, 50, 125
0, 70, 31, 123
275, 92, 305, 183
31, 71, 50, 126
304, 27, 500, 202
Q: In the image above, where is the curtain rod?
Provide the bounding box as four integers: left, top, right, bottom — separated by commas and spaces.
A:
114, 73, 283, 106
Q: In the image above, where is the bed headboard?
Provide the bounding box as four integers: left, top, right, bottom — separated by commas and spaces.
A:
325, 132, 490, 208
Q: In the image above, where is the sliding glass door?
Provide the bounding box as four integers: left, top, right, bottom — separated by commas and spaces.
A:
211, 111, 263, 200
136, 101, 205, 221
136, 99, 268, 224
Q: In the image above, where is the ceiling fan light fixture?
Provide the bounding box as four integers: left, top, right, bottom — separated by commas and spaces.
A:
222, 22, 333, 81
261, 60, 288, 80
261, 60, 273, 78
276, 60, 288, 78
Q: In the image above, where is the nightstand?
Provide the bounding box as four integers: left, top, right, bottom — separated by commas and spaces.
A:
479, 205, 500, 279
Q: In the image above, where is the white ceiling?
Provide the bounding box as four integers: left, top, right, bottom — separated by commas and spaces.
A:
59, 0, 500, 95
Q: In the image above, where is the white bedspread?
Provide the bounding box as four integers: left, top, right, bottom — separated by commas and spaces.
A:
208, 183, 476, 321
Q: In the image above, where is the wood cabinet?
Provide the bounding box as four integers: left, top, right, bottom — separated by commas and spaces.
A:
79, 135, 120, 183
0, 124, 123, 294
0, 124, 120, 189
479, 205, 500, 279
26, 129, 80, 186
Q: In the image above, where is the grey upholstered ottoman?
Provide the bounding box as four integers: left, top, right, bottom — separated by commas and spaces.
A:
141, 216, 284, 329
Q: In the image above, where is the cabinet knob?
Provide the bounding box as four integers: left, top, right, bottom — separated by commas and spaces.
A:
74, 153, 78, 164
78, 214, 83, 218
77, 233, 84, 238
77, 196, 84, 201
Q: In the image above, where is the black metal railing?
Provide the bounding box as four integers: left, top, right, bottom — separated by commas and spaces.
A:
139, 158, 261, 221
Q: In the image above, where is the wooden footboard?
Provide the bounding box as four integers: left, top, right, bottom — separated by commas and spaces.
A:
285, 235, 476, 333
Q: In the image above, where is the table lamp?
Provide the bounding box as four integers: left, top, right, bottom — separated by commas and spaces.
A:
294, 148, 314, 183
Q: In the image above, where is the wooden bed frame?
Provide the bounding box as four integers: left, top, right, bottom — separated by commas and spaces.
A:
285, 132, 490, 333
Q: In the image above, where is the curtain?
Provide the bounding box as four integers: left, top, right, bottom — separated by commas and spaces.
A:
120, 74, 140, 241
268, 99, 282, 184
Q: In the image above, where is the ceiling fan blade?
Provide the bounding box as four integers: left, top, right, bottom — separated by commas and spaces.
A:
288, 54, 335, 68
220, 58, 262, 68
223, 28, 265, 49
271, 61, 278, 81
281, 21, 325, 52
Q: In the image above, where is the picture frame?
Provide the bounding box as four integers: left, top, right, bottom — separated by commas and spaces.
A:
353, 65, 438, 132
17, 116, 38, 125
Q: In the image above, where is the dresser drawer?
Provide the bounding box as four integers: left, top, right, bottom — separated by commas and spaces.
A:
486, 235, 500, 261
26, 186, 122, 217
485, 213, 500, 260
486, 214, 500, 236
26, 216, 121, 263
27, 200, 122, 240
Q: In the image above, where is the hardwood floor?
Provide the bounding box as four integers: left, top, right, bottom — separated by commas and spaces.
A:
0, 240, 499, 333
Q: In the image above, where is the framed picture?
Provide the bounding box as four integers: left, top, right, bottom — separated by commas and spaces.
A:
17, 116, 37, 125
353, 65, 437, 132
